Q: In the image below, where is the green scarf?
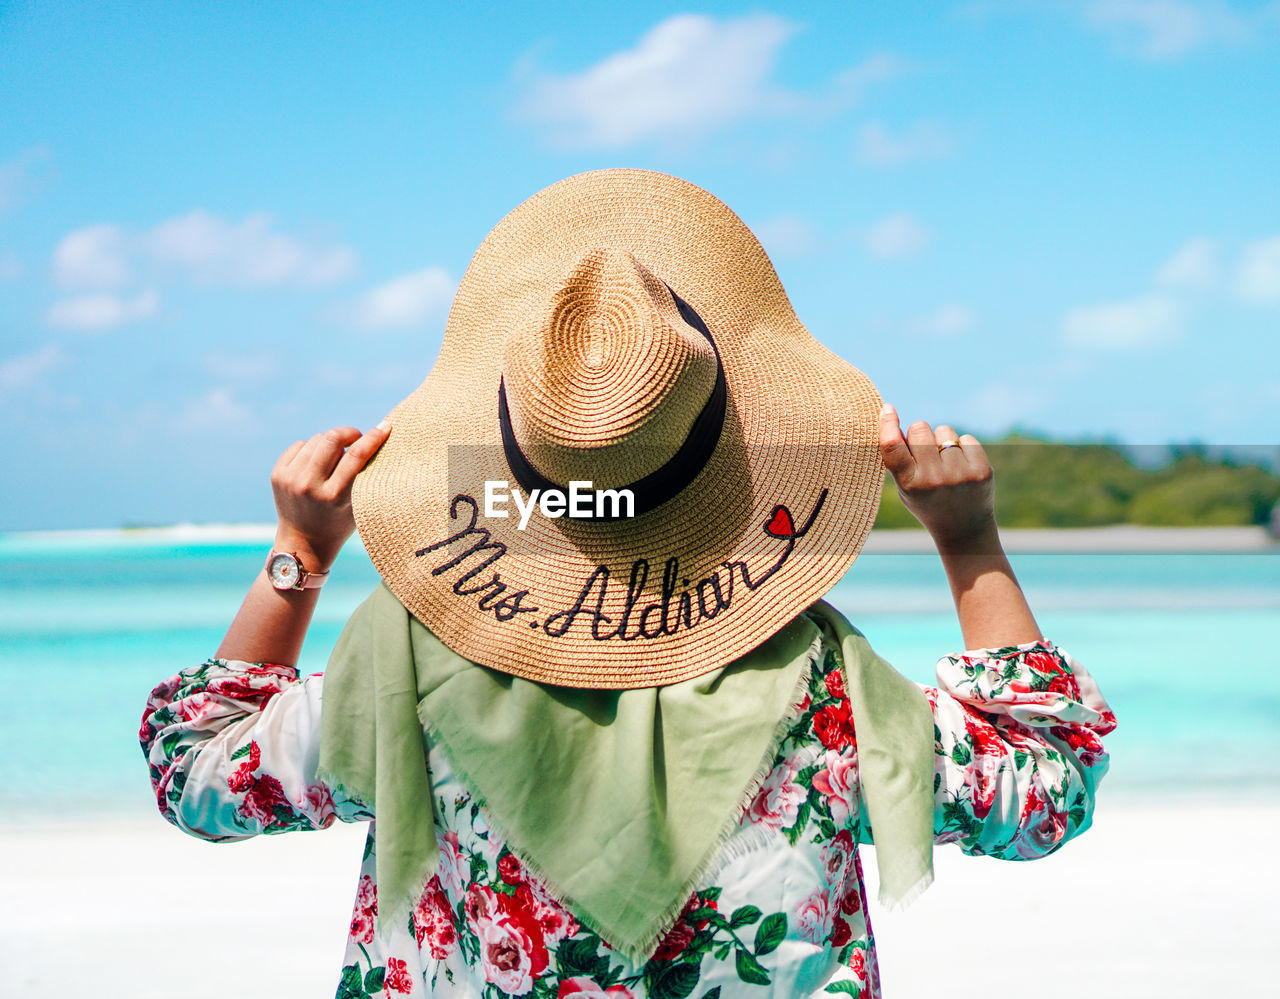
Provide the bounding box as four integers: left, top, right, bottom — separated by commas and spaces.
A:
318, 584, 933, 963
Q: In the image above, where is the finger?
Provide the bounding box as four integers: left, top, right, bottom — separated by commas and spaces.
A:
274, 439, 306, 474
905, 419, 942, 478
877, 404, 915, 479
330, 420, 392, 489
307, 426, 363, 479
959, 433, 993, 477
286, 434, 322, 470
934, 424, 965, 464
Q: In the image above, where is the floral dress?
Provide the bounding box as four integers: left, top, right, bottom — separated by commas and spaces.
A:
139, 625, 1115, 999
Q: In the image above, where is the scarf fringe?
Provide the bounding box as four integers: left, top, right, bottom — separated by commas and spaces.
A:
405, 645, 819, 967
876, 867, 934, 913
314, 768, 372, 811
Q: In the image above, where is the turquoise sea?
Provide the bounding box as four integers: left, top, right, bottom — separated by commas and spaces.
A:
1, 532, 1277, 818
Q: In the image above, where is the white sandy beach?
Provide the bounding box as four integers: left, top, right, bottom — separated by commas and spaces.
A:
2, 797, 1275, 998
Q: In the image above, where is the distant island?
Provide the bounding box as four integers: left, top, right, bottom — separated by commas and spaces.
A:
874, 434, 1280, 531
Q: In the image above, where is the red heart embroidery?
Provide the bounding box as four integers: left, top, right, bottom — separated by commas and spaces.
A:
764, 506, 794, 537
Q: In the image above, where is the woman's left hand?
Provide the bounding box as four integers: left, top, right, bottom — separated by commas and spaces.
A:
270, 422, 391, 571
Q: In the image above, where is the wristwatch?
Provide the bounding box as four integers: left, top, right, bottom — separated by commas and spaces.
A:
265, 549, 330, 591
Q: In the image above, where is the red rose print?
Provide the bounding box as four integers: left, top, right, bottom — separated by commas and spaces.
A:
557, 978, 638, 999
830, 916, 852, 948
464, 883, 497, 930
350, 909, 374, 945
680, 892, 717, 931
821, 829, 855, 888
243, 663, 287, 677
178, 692, 219, 723
825, 668, 846, 701
745, 762, 806, 832
652, 918, 695, 962
227, 764, 253, 794
473, 894, 547, 996
560, 978, 640, 993
384, 957, 413, 994
435, 829, 468, 896
357, 874, 378, 914
413, 879, 458, 959
517, 880, 579, 945
1024, 651, 1060, 675
795, 888, 832, 944
813, 701, 855, 751
812, 750, 859, 827
1053, 724, 1106, 768
304, 783, 336, 825
1019, 784, 1044, 826
240, 773, 289, 826
849, 948, 867, 980
210, 674, 279, 703
962, 711, 1007, 820
348, 874, 378, 945
498, 853, 522, 885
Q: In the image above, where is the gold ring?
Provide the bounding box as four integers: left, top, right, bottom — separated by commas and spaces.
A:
938, 439, 962, 451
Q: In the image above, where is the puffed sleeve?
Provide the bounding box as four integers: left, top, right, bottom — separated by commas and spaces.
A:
926, 641, 1116, 860
139, 659, 373, 841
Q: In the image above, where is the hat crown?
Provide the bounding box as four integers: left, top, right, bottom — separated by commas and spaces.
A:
501, 247, 718, 490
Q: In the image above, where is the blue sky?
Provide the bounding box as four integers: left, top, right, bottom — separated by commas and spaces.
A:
2, 0, 1278, 530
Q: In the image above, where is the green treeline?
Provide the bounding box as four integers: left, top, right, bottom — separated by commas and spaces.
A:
874, 435, 1280, 529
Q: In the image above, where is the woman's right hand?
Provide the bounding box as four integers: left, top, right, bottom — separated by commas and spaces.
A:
877, 403, 997, 553
270, 422, 391, 571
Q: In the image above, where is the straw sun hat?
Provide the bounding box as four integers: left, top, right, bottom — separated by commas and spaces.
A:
352, 168, 884, 688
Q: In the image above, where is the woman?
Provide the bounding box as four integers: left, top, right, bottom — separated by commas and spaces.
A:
140, 170, 1114, 998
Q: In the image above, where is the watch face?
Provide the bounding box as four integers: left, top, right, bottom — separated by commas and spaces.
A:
268, 552, 300, 589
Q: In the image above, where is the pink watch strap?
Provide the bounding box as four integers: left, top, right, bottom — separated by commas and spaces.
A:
294, 568, 329, 589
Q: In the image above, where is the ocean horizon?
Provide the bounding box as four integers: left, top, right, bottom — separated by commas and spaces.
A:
2, 529, 1277, 820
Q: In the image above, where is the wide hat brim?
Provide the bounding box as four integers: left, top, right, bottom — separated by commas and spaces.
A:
352, 169, 883, 688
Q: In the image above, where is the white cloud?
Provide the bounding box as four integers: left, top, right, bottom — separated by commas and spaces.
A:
829, 52, 907, 103
856, 120, 952, 167
864, 213, 931, 258
146, 210, 356, 287
751, 215, 818, 257
47, 289, 160, 331
342, 266, 456, 329
1234, 235, 1280, 304
0, 344, 68, 391
51, 211, 356, 292
0, 146, 52, 213
1062, 294, 1182, 348
1156, 237, 1218, 290
1083, 0, 1251, 59
913, 304, 977, 336
518, 14, 796, 148
515, 16, 902, 149
53, 224, 132, 289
